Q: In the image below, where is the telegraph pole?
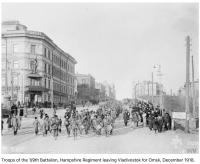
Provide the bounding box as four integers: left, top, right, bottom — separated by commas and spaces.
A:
151, 72, 154, 104
192, 55, 196, 129
185, 36, 190, 133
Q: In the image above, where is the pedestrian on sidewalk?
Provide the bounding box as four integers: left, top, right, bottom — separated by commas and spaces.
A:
23, 104, 28, 118
7, 114, 12, 131
39, 108, 44, 119
142, 112, 147, 127
19, 103, 24, 121
11, 114, 19, 135
32, 106, 36, 115
152, 117, 159, 134
130, 112, 138, 129
1, 118, 4, 135
17, 114, 21, 129
33, 117, 41, 136
123, 109, 130, 126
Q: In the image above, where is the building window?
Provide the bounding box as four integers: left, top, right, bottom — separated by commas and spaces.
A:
2, 78, 5, 86
48, 80, 50, 89
48, 50, 50, 59
44, 95, 47, 101
44, 79, 47, 88
44, 48, 47, 57
31, 45, 36, 54
48, 65, 51, 74
13, 61, 18, 69
2, 45, 6, 53
2, 61, 5, 69
44, 63, 47, 73
13, 44, 18, 53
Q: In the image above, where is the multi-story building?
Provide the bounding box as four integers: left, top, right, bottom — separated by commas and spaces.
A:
95, 82, 106, 101
76, 73, 95, 89
101, 81, 115, 101
178, 79, 199, 98
1, 20, 77, 107
132, 81, 163, 99
109, 83, 116, 100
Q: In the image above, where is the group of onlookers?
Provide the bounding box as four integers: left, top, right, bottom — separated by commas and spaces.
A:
122, 101, 171, 134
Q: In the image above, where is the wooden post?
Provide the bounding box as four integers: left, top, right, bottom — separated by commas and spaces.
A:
192, 55, 196, 129
185, 36, 190, 133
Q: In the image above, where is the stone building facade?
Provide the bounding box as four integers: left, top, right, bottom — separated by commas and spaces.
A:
1, 21, 77, 107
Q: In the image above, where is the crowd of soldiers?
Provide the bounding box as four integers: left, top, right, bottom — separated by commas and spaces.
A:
1, 100, 172, 138
123, 100, 172, 134
32, 101, 122, 140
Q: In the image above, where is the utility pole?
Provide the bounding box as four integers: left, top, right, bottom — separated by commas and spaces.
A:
192, 55, 196, 129
185, 36, 190, 133
11, 69, 14, 104
151, 72, 154, 104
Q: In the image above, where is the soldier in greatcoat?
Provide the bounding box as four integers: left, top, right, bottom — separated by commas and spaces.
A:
51, 115, 59, 140
33, 117, 41, 136
64, 116, 70, 137
41, 118, 48, 136
70, 115, 79, 140
11, 114, 19, 135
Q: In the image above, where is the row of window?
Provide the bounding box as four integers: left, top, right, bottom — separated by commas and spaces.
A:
2, 61, 19, 69
2, 44, 36, 54
53, 82, 74, 96
54, 95, 68, 104
1, 77, 19, 86
53, 68, 75, 85
53, 54, 75, 73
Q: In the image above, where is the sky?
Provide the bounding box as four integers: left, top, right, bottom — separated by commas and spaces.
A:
2, 3, 199, 100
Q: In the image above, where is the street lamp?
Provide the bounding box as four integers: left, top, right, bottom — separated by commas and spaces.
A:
154, 64, 163, 113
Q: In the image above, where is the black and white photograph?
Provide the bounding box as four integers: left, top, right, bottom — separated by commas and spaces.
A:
1, 2, 199, 155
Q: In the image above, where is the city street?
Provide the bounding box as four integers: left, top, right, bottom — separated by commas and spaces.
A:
1, 105, 198, 154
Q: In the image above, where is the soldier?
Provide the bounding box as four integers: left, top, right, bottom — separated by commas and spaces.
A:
64, 115, 71, 137
58, 116, 62, 133
103, 115, 112, 137
70, 115, 79, 140
51, 115, 59, 140
33, 117, 41, 136
7, 114, 12, 131
41, 117, 48, 137
11, 114, 19, 135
